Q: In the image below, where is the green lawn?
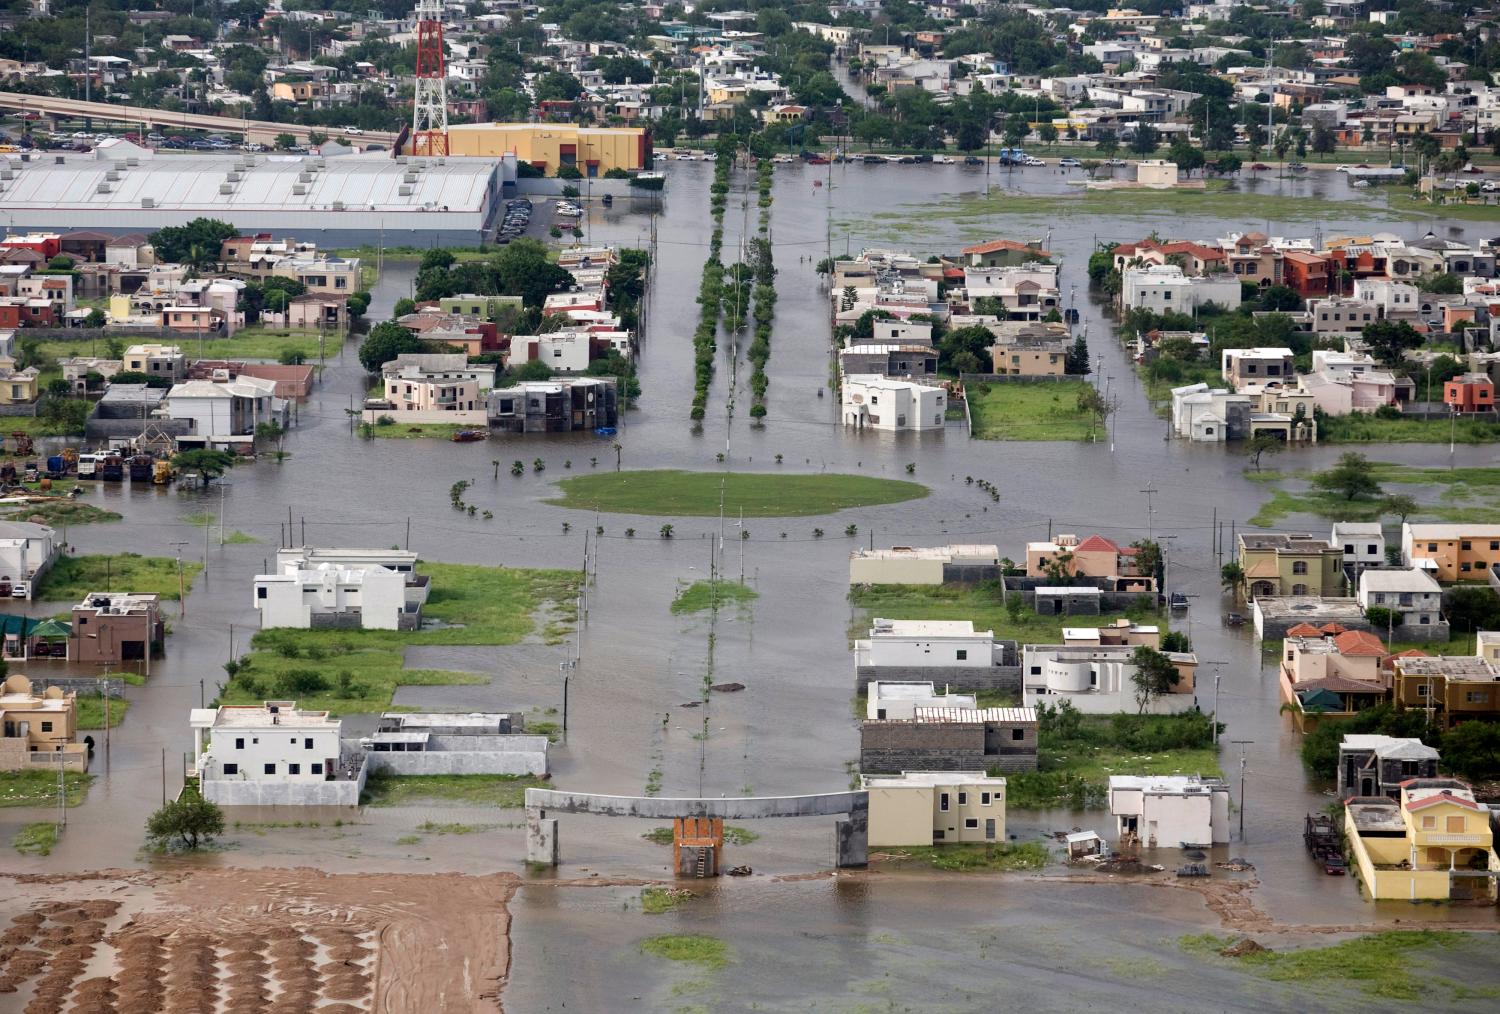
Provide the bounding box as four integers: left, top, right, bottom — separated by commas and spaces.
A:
1, 500, 121, 526
74, 694, 129, 730
368, 421, 472, 440
548, 470, 928, 517
360, 772, 549, 808
220, 563, 579, 714
967, 381, 1098, 441
37, 553, 201, 602
639, 935, 729, 971
849, 582, 1164, 647
12, 822, 60, 856
31, 328, 341, 365
670, 580, 758, 615
0, 771, 91, 808
1251, 463, 1500, 527
1317, 413, 1500, 444
875, 842, 1050, 871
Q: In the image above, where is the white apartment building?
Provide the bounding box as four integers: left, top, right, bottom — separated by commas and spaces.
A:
1121, 265, 1241, 314
190, 700, 364, 805
1108, 774, 1231, 847
512, 332, 592, 373
854, 619, 997, 669
165, 376, 286, 448
841, 375, 946, 431
1351, 278, 1420, 319
254, 562, 412, 631
866, 681, 978, 720
1021, 643, 1198, 715
1222, 347, 1295, 387
1357, 568, 1444, 629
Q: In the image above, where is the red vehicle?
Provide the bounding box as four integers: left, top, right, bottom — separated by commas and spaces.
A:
1250, 162, 1270, 171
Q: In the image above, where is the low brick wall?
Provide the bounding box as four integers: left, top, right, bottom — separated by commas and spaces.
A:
856, 664, 1022, 694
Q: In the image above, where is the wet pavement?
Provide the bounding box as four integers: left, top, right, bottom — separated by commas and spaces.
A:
2, 158, 1498, 1009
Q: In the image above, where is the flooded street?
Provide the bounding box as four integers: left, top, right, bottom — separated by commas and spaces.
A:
3, 160, 1498, 1010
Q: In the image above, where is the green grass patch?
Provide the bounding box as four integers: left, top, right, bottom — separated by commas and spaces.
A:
12, 821, 59, 856
639, 934, 729, 970
549, 470, 927, 517
2, 500, 120, 526
0, 770, 92, 807
369, 422, 471, 440
967, 381, 1098, 441
641, 887, 695, 914
220, 563, 579, 714
670, 580, 758, 615
395, 834, 422, 845
878, 842, 1050, 871
849, 581, 1164, 647
415, 820, 494, 834
37, 553, 201, 601
1007, 712, 1221, 810
1317, 413, 1500, 444
360, 772, 548, 808
721, 826, 759, 845
32, 329, 339, 366
1181, 930, 1466, 1001
642, 827, 675, 844
74, 693, 128, 730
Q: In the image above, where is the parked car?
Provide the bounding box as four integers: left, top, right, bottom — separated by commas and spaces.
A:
1106, 158, 1127, 167
933, 154, 954, 164
1482, 180, 1499, 192
1058, 157, 1082, 168
189, 139, 213, 150
963, 155, 984, 165
342, 126, 364, 136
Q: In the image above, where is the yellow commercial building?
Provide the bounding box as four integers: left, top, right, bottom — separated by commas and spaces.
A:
430, 124, 652, 177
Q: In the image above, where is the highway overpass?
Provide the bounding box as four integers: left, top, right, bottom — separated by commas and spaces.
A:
0, 91, 397, 148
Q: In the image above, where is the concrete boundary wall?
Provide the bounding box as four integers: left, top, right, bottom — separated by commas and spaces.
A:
856, 664, 1022, 694
202, 777, 362, 807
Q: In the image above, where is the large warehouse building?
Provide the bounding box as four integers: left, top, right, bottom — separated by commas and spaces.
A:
0, 141, 516, 246
407, 124, 651, 176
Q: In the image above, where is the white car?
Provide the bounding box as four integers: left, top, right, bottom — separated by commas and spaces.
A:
1336, 164, 1351, 172
1024, 157, 1046, 166
342, 126, 364, 136
1483, 180, 1500, 192
676, 153, 695, 160
71, 131, 93, 140
1058, 157, 1082, 168
933, 154, 954, 164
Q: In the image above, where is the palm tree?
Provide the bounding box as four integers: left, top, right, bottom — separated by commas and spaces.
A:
1220, 561, 1246, 600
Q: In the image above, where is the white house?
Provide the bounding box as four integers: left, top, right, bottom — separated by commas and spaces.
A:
841, 375, 946, 431
871, 319, 934, 345
963, 263, 1060, 320
1351, 278, 1420, 319
866, 680, 978, 720
512, 331, 592, 373
0, 520, 58, 599
1121, 265, 1241, 314
1021, 643, 1198, 714
1108, 774, 1231, 847
854, 619, 997, 669
1357, 568, 1445, 629
189, 700, 365, 806
165, 376, 287, 448
1170, 382, 1249, 441
254, 562, 411, 631
1332, 522, 1386, 570
1221, 347, 1295, 387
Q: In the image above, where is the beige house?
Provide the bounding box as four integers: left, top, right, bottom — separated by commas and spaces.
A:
862, 771, 1006, 846
124, 343, 187, 382
1026, 534, 1155, 592
848, 544, 1000, 586
1237, 533, 1345, 599
989, 343, 1068, 376
0, 674, 88, 772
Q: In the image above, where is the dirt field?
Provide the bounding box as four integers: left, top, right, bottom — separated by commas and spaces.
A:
0, 868, 516, 1013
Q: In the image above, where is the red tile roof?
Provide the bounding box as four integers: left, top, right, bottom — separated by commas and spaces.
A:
1319, 623, 1349, 635
1406, 791, 1481, 812
1286, 623, 1324, 638
1074, 534, 1121, 554
1333, 630, 1386, 657
963, 239, 1051, 258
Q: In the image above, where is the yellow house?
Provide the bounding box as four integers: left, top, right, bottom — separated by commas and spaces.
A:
0, 356, 39, 405
990, 343, 1068, 376
0, 674, 88, 771
433, 124, 652, 176
1346, 779, 1498, 901
862, 771, 1006, 846
270, 80, 327, 103
1237, 533, 1345, 598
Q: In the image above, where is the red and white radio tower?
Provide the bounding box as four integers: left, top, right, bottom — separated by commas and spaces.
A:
411, 0, 449, 156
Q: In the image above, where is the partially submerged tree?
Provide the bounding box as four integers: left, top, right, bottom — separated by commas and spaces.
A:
146, 795, 225, 850
172, 449, 237, 487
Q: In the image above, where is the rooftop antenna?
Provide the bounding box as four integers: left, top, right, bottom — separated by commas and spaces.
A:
410, 0, 449, 156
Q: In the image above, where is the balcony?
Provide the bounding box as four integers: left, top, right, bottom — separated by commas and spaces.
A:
1416, 833, 1489, 847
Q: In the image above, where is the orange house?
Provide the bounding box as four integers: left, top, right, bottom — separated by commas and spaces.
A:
1444, 373, 1495, 413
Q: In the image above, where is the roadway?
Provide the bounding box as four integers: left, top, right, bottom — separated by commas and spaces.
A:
0, 91, 398, 148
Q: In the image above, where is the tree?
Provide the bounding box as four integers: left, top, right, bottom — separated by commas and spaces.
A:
1311, 124, 1337, 155
1043, 551, 1075, 584
146, 795, 225, 851
1311, 452, 1383, 502
1380, 494, 1417, 527
83, 308, 106, 329
307, 130, 328, 147
492, 239, 574, 307
1419, 272, 1464, 295
1221, 561, 1246, 599
1130, 645, 1181, 714
358, 321, 424, 372
1131, 540, 1163, 589
1362, 320, 1422, 367
1128, 124, 1159, 156
938, 325, 995, 374
393, 297, 417, 318
420, 248, 455, 272
274, 133, 296, 150
1245, 432, 1284, 471
1096, 130, 1119, 159
148, 218, 237, 266
1065, 334, 1090, 375
513, 359, 554, 381
1167, 139, 1204, 175
1038, 123, 1058, 146
1440, 721, 1500, 782
172, 449, 237, 487
1161, 631, 1192, 653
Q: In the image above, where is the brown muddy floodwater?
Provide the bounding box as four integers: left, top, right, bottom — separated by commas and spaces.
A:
1, 160, 1497, 1012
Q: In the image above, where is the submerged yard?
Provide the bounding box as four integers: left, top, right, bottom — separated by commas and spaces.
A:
966, 381, 1099, 441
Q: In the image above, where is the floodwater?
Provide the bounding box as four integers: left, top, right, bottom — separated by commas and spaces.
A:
3, 159, 1498, 1010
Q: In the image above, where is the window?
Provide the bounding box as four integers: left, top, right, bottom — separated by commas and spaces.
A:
1462, 541, 1473, 551
1344, 544, 1354, 555
1421, 815, 1436, 829
235, 738, 245, 749
40, 721, 53, 732
256, 587, 267, 599
1011, 728, 1024, 741
1030, 666, 1041, 675
1428, 543, 1437, 552
981, 792, 992, 805
264, 763, 276, 775
1292, 561, 1308, 575
223, 763, 238, 775
1368, 545, 1379, 555
957, 792, 968, 805
933, 829, 944, 840
1466, 691, 1490, 704
305, 738, 314, 749
956, 650, 968, 661
1292, 584, 1308, 595
288, 763, 300, 775
939, 793, 950, 811
1416, 684, 1429, 698
310, 763, 323, 775
964, 818, 979, 829
1447, 815, 1466, 833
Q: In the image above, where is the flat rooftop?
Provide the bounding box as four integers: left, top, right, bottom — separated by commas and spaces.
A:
870, 619, 986, 638
200, 702, 337, 729
1239, 533, 1332, 552
852, 544, 999, 560
1394, 656, 1499, 680
861, 771, 1003, 787
1254, 597, 1368, 620
1347, 799, 1407, 834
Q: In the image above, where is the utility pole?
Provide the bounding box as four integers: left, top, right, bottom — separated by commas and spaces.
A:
1139, 481, 1158, 540
1231, 739, 1253, 841
171, 542, 189, 618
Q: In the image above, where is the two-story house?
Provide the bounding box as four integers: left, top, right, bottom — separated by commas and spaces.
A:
1238, 533, 1345, 598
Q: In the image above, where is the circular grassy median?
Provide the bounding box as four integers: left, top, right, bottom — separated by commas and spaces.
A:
547, 470, 927, 517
